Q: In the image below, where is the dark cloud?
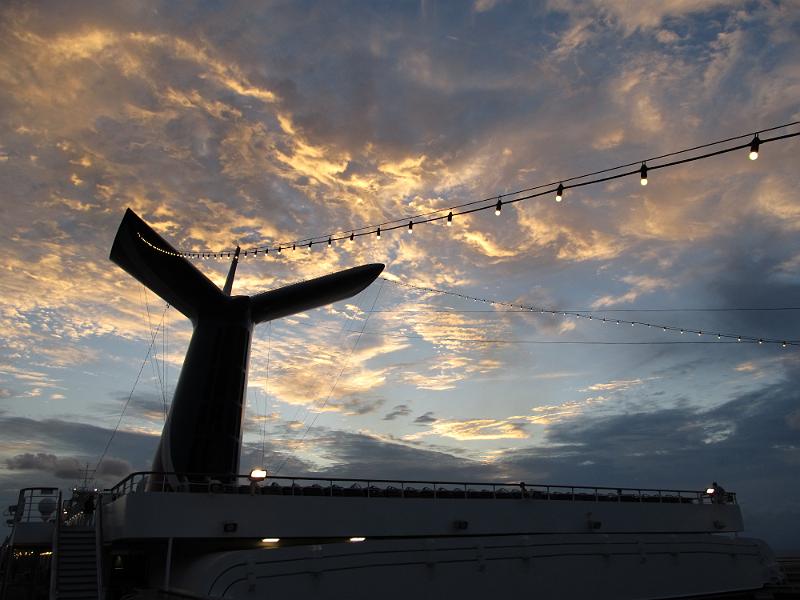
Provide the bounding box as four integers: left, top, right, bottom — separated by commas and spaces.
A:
414, 411, 437, 424
5, 452, 131, 482
383, 404, 412, 421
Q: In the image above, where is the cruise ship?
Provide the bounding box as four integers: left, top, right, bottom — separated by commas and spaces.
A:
1, 209, 795, 600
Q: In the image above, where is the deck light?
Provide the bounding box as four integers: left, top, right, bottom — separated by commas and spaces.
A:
640, 163, 648, 186
408, 221, 413, 234
349, 537, 366, 543
749, 135, 760, 160
495, 199, 502, 215
555, 183, 563, 202
261, 538, 280, 543
706, 487, 716, 495
249, 468, 267, 482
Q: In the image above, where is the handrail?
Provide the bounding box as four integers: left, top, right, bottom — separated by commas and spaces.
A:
49, 491, 61, 600
107, 471, 735, 505
95, 493, 104, 600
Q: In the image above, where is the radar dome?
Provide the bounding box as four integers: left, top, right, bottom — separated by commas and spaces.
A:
38, 497, 56, 522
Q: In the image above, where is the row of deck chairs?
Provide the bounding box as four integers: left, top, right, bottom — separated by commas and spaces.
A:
237, 482, 698, 503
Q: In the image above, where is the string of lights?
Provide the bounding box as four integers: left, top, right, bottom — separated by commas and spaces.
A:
152, 122, 799, 258
380, 278, 798, 348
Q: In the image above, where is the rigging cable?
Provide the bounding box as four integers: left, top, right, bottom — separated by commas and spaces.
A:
95, 303, 169, 471
272, 280, 384, 475
380, 278, 798, 348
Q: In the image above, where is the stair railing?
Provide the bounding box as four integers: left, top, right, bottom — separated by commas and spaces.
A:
95, 493, 104, 600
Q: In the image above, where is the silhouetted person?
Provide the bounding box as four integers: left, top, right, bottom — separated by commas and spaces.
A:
712, 482, 727, 504
520, 482, 527, 498
83, 495, 95, 526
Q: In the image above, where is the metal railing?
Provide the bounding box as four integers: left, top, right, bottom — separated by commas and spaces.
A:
9, 488, 60, 524
108, 472, 735, 505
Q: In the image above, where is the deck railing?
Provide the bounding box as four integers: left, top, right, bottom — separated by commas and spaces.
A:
108, 472, 735, 505
9, 488, 60, 524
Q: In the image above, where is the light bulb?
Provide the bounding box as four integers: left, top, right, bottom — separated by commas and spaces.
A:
555, 183, 563, 202
328, 237, 332, 248
376, 227, 381, 240
749, 134, 760, 160
447, 211, 453, 226
640, 163, 648, 186
408, 221, 413, 234
349, 232, 354, 244
495, 199, 502, 216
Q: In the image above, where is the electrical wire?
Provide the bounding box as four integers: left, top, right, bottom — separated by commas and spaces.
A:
170, 122, 799, 256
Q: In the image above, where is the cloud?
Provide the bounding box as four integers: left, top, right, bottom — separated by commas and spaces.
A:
413, 411, 437, 424
383, 404, 411, 421
5, 452, 131, 483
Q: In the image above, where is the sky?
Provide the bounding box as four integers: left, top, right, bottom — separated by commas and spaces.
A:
1, 0, 799, 551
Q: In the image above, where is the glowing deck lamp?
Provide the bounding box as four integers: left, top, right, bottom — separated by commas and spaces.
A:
706, 487, 716, 495
249, 468, 268, 482
261, 538, 280, 543
349, 537, 366, 543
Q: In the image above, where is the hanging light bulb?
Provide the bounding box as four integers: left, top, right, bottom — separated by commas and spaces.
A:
408, 221, 413, 234
749, 134, 760, 160
349, 232, 355, 244
254, 249, 258, 256
292, 243, 296, 251
265, 248, 269, 255
640, 163, 648, 186
495, 198, 502, 216
308, 240, 312, 252
447, 211, 453, 226
277, 246, 282, 254
328, 237, 332, 248
555, 183, 563, 202
376, 227, 381, 240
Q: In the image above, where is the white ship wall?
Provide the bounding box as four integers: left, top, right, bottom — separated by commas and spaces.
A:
170, 534, 782, 600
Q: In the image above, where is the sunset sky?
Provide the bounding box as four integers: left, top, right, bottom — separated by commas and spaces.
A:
1, 1, 799, 550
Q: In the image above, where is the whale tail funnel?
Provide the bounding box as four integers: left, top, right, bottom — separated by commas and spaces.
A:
109, 208, 384, 482
110, 208, 222, 321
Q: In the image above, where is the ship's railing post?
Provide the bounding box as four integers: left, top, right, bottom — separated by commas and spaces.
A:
367, 481, 371, 498
49, 491, 62, 600
401, 482, 405, 498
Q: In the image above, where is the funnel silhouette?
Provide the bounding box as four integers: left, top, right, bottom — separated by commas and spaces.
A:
110, 209, 383, 485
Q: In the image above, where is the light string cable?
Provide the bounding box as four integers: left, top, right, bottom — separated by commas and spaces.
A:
96, 302, 169, 471
380, 278, 799, 348
272, 280, 384, 476
174, 122, 799, 258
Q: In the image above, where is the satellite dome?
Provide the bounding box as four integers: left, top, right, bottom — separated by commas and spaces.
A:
38, 497, 56, 521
